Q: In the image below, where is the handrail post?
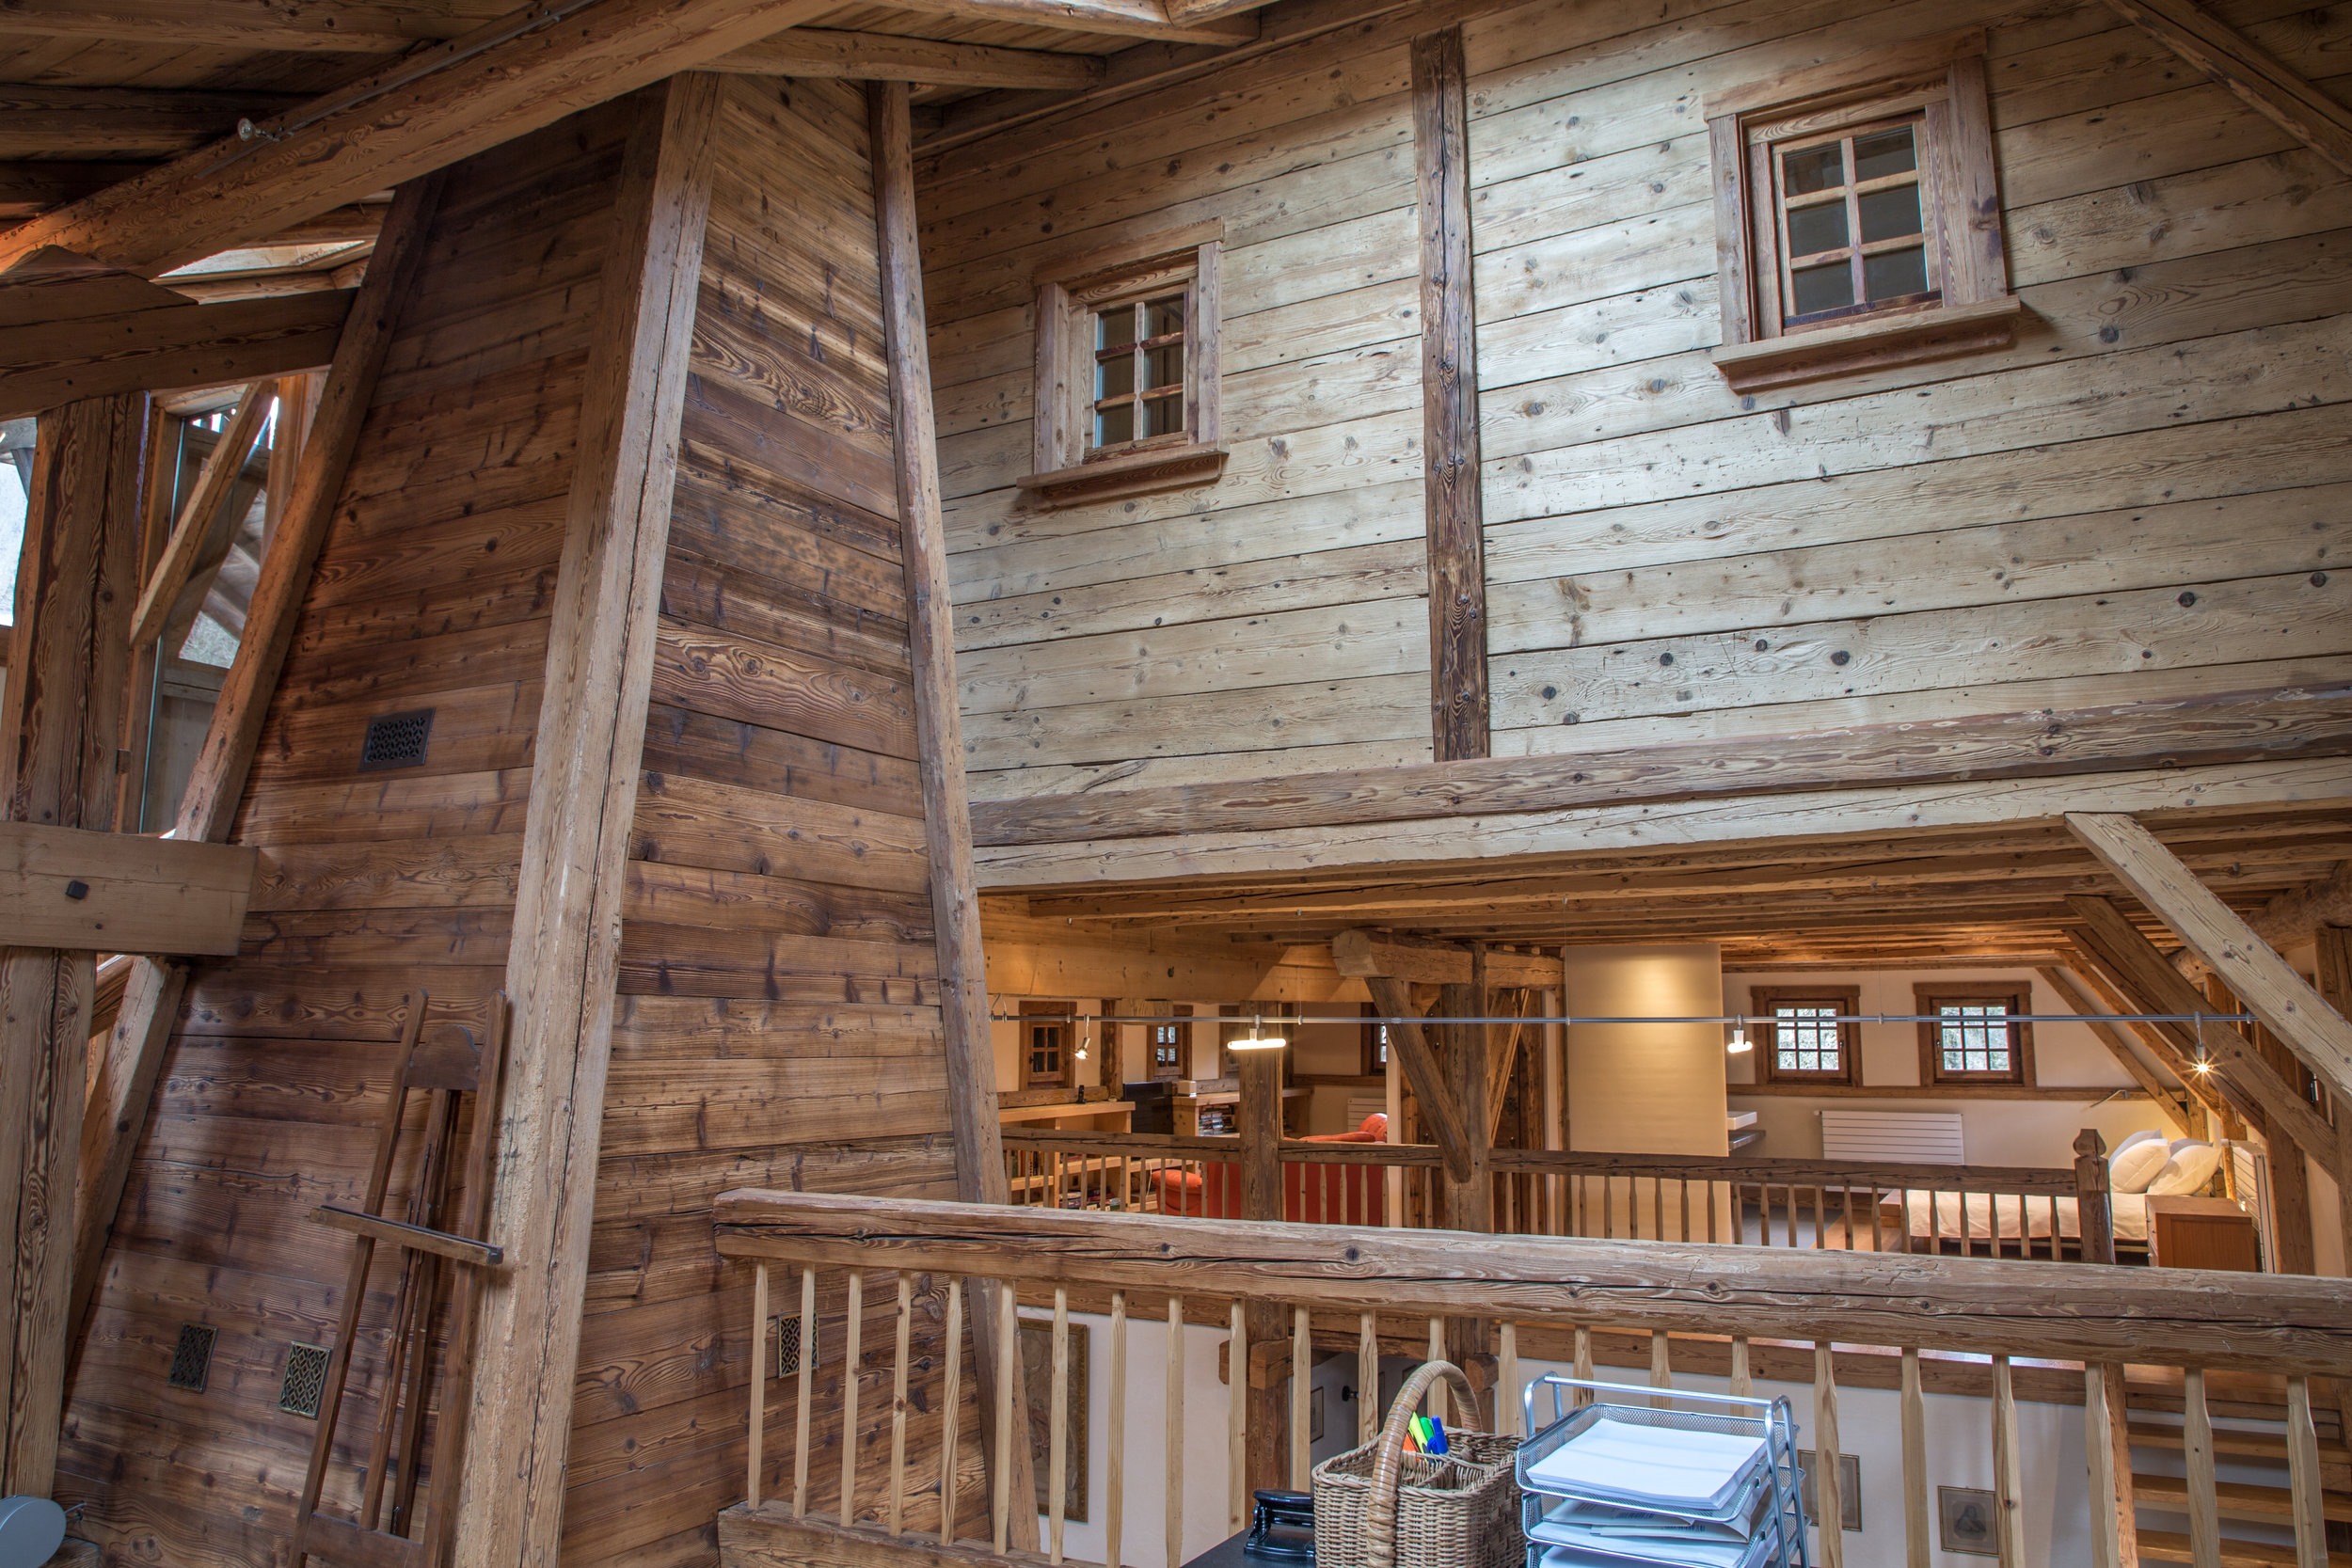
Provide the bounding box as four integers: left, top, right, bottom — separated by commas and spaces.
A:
1238, 1045, 1290, 1494
2074, 1129, 2116, 1265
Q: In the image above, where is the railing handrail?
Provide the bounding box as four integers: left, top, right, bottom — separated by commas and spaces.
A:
711, 1189, 2352, 1375
994, 1126, 2083, 1193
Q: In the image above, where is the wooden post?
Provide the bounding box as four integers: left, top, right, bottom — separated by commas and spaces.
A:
1439, 949, 1492, 1413
868, 77, 1038, 1547
1410, 24, 1487, 762
447, 77, 721, 1568
1541, 986, 1563, 1234
1237, 1040, 1288, 1492
0, 388, 147, 1496
2315, 928, 2352, 1287
2073, 1130, 2117, 1265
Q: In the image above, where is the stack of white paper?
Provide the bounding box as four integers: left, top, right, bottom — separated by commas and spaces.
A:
1522, 1418, 1768, 1515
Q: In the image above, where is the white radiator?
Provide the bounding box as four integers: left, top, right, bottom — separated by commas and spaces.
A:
1819, 1110, 1965, 1164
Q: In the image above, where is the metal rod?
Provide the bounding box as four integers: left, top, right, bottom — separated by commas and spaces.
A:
987, 1011, 2254, 1026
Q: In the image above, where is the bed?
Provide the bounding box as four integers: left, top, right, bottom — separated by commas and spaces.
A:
1882, 1190, 2152, 1249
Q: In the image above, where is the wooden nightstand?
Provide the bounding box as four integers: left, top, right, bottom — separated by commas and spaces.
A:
2146, 1196, 2261, 1272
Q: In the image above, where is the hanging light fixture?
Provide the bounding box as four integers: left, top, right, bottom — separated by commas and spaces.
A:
1230, 1010, 1287, 1051
1725, 1018, 1753, 1055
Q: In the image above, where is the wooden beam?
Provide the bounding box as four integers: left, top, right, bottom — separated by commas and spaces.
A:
711, 1191, 2352, 1375
968, 688, 2352, 847
0, 824, 254, 954
0, 286, 347, 420
1410, 24, 1486, 763
714, 30, 1106, 87
2313, 927, 2352, 1287
2100, 0, 2352, 177
2036, 965, 2190, 1132
2064, 895, 2344, 1181
1331, 927, 1557, 989
855, 0, 1253, 42
0, 85, 310, 160
0, 388, 147, 1497
2058, 942, 2238, 1133
126, 385, 270, 646
1361, 974, 1472, 1183
869, 78, 1039, 1551
2068, 812, 2352, 1107
1439, 959, 1491, 1234
0, 0, 834, 279
0, 164, 150, 220
447, 77, 720, 1568
0, 0, 516, 52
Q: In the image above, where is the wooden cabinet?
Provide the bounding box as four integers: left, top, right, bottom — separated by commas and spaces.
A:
2146, 1196, 2262, 1273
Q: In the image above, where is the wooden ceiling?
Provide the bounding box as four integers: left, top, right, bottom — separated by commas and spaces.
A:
980, 806, 2352, 968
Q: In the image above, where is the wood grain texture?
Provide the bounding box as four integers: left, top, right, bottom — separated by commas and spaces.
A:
1410, 25, 1486, 763
0, 824, 254, 954
2100, 0, 2352, 176
0, 290, 347, 421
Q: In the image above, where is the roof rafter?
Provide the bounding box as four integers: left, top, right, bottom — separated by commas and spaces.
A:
710, 29, 1107, 87
2101, 0, 2352, 178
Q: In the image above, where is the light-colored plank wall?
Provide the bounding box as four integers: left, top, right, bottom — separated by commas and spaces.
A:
920, 0, 2352, 800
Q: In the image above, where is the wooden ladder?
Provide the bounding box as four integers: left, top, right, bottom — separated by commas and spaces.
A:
292, 989, 509, 1568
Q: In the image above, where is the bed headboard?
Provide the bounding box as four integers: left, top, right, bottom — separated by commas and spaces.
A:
1819, 1109, 1965, 1164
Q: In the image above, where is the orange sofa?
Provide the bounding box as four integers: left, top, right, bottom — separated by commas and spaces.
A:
1154, 1113, 1389, 1225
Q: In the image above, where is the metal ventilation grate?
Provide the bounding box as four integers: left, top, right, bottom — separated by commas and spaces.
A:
775, 1315, 803, 1379
280, 1342, 329, 1418
168, 1323, 216, 1392
359, 707, 435, 770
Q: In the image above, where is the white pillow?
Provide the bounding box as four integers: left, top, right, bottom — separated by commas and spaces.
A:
2112, 1129, 2166, 1155
2147, 1142, 2222, 1196
2109, 1136, 2172, 1195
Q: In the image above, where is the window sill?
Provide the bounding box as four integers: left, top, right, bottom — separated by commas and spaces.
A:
1711, 295, 2024, 394
1017, 441, 1227, 509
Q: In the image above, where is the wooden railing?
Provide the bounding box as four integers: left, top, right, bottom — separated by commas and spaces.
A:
1000, 1127, 2118, 1260
711, 1191, 2352, 1568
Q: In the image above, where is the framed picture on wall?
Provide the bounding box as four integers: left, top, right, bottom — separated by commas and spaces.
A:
1937, 1486, 1999, 1556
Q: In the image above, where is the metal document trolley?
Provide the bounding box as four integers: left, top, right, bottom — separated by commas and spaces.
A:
1514, 1377, 1808, 1568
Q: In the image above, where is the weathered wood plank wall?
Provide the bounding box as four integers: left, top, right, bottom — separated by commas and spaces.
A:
53, 99, 635, 1567
918, 0, 2351, 801
565, 74, 972, 1568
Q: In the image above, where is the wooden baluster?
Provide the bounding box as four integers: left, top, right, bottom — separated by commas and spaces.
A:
2085, 1362, 2137, 1568
1602, 1175, 1613, 1240
1728, 1337, 1751, 1398
2183, 1368, 2221, 1568
1499, 1321, 1520, 1437
1050, 1286, 1070, 1564
940, 1277, 963, 1545
843, 1271, 864, 1526
889, 1272, 913, 1536
1901, 1349, 1929, 1568
1167, 1295, 1185, 1568
1843, 1182, 1855, 1251
2288, 1375, 2328, 1568
1814, 1343, 1844, 1568
1291, 1306, 1311, 1487
993, 1280, 1015, 1554
1358, 1310, 1379, 1446
1678, 1177, 1691, 1243
1108, 1291, 1127, 1568
796, 1268, 818, 1519
1425, 1317, 1445, 1421
1813, 1185, 1824, 1250
1871, 1189, 1884, 1255
1651, 1176, 1664, 1241
1574, 1324, 1594, 1406
1708, 1179, 1720, 1243
1228, 1300, 1247, 1533
1649, 1330, 1671, 1410
1992, 1355, 2022, 1568
750, 1261, 769, 1510
1784, 1184, 1798, 1248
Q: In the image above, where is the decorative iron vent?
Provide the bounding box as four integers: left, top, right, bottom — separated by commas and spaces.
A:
280, 1341, 329, 1418
775, 1315, 803, 1379
168, 1323, 216, 1392
359, 708, 435, 770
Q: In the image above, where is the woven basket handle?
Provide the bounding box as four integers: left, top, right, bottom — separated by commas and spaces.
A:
1364, 1359, 1480, 1568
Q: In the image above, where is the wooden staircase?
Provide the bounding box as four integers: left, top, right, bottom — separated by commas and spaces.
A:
2128, 1375, 2352, 1566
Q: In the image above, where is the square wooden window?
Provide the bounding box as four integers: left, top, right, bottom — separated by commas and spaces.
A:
1022, 1002, 1076, 1089
1915, 983, 2034, 1086
1149, 1007, 1191, 1082
1706, 30, 2020, 393
1753, 985, 1861, 1085
1022, 222, 1227, 509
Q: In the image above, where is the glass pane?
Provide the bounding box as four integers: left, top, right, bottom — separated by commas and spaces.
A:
1095, 402, 1133, 446
1096, 305, 1136, 350
1790, 261, 1854, 317
1858, 183, 1922, 244
1786, 199, 1849, 258
1936, 1005, 2011, 1074
1146, 294, 1184, 337
1852, 126, 1916, 182
1096, 352, 1134, 400
1782, 143, 1845, 195
1143, 393, 1184, 438
1772, 1005, 1841, 1074
1865, 245, 1929, 301
1144, 341, 1184, 391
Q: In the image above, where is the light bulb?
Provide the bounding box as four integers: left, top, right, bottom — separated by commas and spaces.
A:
1725, 1024, 1752, 1055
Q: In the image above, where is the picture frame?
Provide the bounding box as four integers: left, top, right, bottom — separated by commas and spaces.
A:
1795, 1452, 1863, 1531
1937, 1485, 2000, 1556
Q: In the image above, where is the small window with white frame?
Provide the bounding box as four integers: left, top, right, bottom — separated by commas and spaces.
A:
1705, 29, 2020, 393
1022, 222, 1227, 510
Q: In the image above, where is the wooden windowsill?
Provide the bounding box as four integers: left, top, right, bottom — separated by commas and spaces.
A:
1016, 440, 1226, 509
1711, 295, 2024, 394
1728, 1081, 2148, 1101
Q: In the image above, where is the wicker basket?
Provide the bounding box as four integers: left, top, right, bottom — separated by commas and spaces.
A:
1310, 1361, 1522, 1568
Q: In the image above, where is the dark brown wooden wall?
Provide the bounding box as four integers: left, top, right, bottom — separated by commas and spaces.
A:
564, 75, 964, 1568
53, 102, 627, 1567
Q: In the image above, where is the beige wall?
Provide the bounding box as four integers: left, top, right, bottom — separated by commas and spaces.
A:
1564, 942, 1728, 1156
